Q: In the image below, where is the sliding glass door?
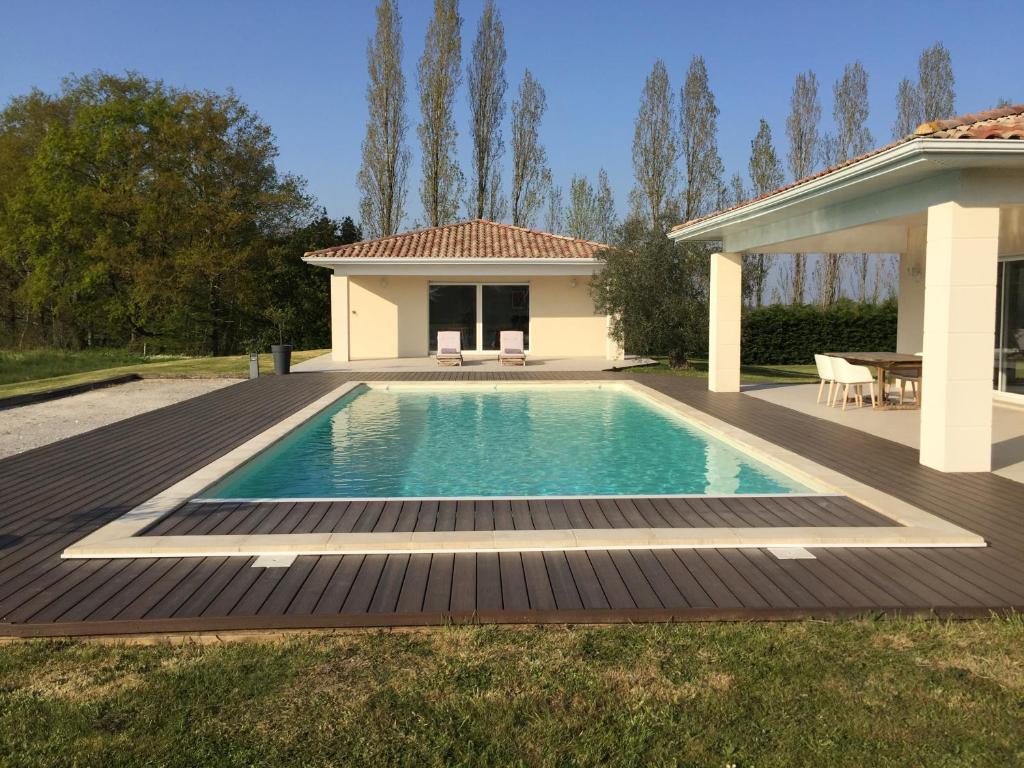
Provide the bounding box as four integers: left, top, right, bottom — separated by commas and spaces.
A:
428, 285, 476, 352
482, 285, 529, 351
428, 283, 530, 352
995, 258, 1024, 397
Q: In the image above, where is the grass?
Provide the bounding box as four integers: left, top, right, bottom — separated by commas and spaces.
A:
630, 357, 818, 384
1, 618, 1021, 766
0, 349, 330, 400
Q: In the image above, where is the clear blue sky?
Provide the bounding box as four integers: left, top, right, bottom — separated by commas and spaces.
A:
2, 0, 1020, 226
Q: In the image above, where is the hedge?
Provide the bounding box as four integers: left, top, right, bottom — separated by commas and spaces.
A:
741, 300, 897, 365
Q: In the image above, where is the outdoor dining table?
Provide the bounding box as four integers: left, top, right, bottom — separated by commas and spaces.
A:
827, 351, 923, 410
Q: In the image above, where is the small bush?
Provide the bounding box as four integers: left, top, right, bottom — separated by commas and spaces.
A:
742, 300, 897, 365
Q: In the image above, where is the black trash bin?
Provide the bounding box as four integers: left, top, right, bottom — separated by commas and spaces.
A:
271, 344, 292, 375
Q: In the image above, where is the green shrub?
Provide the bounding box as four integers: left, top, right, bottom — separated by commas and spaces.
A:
742, 300, 897, 365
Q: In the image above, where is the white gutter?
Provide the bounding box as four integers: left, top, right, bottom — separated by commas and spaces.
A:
669, 138, 1024, 242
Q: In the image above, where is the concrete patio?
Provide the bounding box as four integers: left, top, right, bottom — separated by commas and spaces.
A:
293, 353, 655, 373
745, 383, 1024, 484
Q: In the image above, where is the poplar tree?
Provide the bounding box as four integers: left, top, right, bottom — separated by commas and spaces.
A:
893, 78, 922, 138
509, 70, 548, 228
918, 42, 955, 122
785, 70, 820, 304
747, 119, 783, 307
466, 0, 506, 220
594, 169, 617, 243
679, 56, 724, 222
417, 0, 463, 227
357, 0, 410, 238
565, 174, 599, 240
542, 172, 563, 234
630, 59, 680, 228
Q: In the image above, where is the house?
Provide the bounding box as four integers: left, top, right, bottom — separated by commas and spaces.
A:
670, 105, 1024, 473
303, 219, 622, 362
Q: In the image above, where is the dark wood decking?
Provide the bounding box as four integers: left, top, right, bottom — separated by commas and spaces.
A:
143, 496, 893, 536
0, 371, 1022, 637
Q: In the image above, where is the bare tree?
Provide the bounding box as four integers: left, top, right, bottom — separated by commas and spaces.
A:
893, 78, 923, 138
630, 59, 680, 227
466, 0, 506, 220
747, 119, 783, 307
509, 69, 548, 228
786, 70, 820, 304
542, 172, 563, 234
679, 56, 724, 222
919, 41, 955, 122
357, 0, 411, 238
594, 168, 617, 243
830, 60, 872, 306
565, 174, 599, 240
417, 0, 463, 227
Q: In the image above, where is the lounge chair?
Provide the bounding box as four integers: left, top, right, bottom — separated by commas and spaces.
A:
499, 330, 527, 366
435, 331, 463, 366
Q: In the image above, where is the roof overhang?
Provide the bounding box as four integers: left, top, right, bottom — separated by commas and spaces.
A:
301, 257, 603, 277
669, 139, 1024, 253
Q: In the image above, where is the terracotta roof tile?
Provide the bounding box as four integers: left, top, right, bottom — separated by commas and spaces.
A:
304, 219, 608, 260
672, 104, 1024, 234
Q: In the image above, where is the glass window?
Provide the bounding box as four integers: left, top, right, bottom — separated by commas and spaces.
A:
482, 285, 530, 351
995, 259, 1024, 396
428, 285, 476, 352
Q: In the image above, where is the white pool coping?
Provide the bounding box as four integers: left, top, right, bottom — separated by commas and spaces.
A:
62, 380, 985, 559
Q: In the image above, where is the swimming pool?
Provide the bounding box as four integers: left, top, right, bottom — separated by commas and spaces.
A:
201, 384, 812, 500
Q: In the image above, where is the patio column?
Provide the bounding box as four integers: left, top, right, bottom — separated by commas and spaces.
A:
919, 202, 1000, 472
330, 272, 350, 363
708, 251, 743, 392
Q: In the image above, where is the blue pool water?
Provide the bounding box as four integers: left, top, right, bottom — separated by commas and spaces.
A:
202, 386, 812, 499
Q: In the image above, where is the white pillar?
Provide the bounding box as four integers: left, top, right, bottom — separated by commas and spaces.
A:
708, 252, 743, 392
919, 202, 1000, 472
330, 272, 350, 363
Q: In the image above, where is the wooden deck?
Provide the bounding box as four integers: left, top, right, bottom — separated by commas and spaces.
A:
1, 371, 1022, 637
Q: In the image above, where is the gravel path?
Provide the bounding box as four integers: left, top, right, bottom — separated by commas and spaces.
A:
0, 378, 241, 459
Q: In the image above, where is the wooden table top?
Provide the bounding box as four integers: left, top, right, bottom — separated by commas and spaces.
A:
828, 351, 922, 369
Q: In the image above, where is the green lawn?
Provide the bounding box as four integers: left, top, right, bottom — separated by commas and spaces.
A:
0, 349, 330, 400
1, 619, 1021, 766
630, 357, 818, 383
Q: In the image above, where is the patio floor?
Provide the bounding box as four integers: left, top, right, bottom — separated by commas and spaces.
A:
292, 353, 655, 373
746, 383, 1024, 484
1, 371, 1022, 638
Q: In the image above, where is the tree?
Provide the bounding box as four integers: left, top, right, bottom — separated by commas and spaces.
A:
630, 59, 679, 228
509, 70, 548, 228
679, 56, 724, 222
466, 0, 506, 220
785, 70, 821, 304
416, 0, 463, 227
590, 219, 708, 366
746, 119, 783, 307
0, 71, 320, 354
565, 174, 599, 240
357, 0, 410, 238
829, 60, 872, 306
594, 169, 617, 243
918, 42, 955, 122
542, 172, 563, 234
893, 78, 922, 138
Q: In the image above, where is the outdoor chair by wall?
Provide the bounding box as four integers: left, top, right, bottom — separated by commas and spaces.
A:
814, 354, 836, 405
892, 351, 923, 406
435, 331, 463, 367
499, 330, 527, 366
830, 357, 876, 411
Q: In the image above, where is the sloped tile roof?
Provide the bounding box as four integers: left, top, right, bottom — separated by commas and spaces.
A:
671, 104, 1024, 234
304, 219, 608, 260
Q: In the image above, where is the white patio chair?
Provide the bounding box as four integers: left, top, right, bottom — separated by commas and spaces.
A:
435, 331, 463, 366
830, 357, 875, 411
893, 351, 922, 405
814, 354, 836, 405
498, 330, 527, 366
